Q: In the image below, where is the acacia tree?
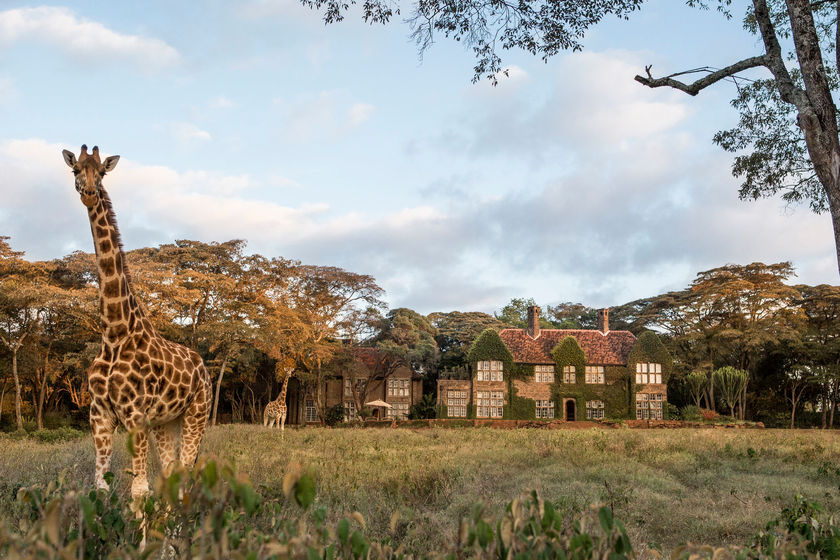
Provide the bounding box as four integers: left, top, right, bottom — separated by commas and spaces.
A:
428, 310, 506, 370
0, 239, 52, 430
785, 364, 813, 428
797, 284, 840, 427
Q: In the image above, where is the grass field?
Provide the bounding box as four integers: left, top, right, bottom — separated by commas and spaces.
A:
1, 425, 839, 555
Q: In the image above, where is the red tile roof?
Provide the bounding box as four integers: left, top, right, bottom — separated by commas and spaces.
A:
499, 328, 636, 365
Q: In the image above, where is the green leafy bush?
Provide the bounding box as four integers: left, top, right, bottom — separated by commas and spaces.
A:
323, 403, 344, 426
408, 394, 437, 419
680, 405, 702, 421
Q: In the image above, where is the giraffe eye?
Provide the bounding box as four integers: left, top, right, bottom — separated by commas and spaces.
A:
73, 169, 80, 176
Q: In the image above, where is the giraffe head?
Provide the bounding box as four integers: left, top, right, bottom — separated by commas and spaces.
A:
62, 145, 120, 208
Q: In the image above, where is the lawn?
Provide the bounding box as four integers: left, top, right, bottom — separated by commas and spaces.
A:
1, 425, 838, 555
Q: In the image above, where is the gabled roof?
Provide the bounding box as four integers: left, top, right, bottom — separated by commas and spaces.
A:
499, 328, 636, 366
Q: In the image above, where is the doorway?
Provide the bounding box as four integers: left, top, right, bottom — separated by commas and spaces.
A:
565, 399, 576, 421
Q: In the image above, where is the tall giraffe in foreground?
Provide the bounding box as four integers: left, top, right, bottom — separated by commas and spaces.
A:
264, 368, 294, 430
62, 145, 212, 502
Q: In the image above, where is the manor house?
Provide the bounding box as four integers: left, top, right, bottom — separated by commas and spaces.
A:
437, 307, 672, 421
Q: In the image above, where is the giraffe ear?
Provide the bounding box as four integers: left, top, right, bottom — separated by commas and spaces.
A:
102, 155, 120, 172
62, 150, 76, 168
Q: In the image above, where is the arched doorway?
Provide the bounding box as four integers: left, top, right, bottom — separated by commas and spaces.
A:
564, 399, 576, 422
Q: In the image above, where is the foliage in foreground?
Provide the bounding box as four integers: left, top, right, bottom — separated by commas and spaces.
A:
1, 458, 839, 559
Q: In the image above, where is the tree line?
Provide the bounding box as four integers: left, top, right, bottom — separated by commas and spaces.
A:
1, 236, 837, 429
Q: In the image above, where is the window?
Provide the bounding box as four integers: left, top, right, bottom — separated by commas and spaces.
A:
635, 363, 662, 384
305, 400, 318, 423
585, 366, 605, 384
388, 378, 410, 397
636, 393, 664, 420
563, 365, 576, 384
344, 377, 366, 398
476, 390, 504, 418
343, 400, 357, 421
476, 360, 504, 382
536, 400, 554, 419
535, 365, 555, 383
586, 400, 605, 420
386, 402, 410, 419
446, 389, 468, 417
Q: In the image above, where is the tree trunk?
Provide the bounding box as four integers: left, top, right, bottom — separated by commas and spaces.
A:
211, 350, 231, 426
36, 344, 52, 431
12, 348, 23, 431
0, 380, 7, 425
821, 393, 828, 429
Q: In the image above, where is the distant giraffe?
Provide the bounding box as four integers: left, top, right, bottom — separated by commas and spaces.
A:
62, 145, 212, 503
264, 367, 294, 430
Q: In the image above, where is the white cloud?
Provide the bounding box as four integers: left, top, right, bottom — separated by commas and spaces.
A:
171, 122, 212, 143
4, 130, 837, 315
346, 102, 375, 127
207, 96, 235, 110
0, 7, 180, 70
273, 91, 375, 142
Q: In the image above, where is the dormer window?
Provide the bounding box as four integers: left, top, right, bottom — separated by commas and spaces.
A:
476, 360, 504, 381
535, 365, 555, 383
635, 363, 662, 384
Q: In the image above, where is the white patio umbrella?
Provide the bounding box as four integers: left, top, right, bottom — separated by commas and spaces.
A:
364, 400, 392, 408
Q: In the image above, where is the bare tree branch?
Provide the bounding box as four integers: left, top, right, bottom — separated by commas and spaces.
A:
634, 56, 767, 96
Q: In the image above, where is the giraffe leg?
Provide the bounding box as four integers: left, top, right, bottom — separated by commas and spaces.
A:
90, 403, 116, 490
179, 390, 209, 467
127, 425, 151, 500
280, 407, 286, 431
152, 420, 180, 476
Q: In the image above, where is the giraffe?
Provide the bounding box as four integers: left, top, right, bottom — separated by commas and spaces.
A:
264, 367, 294, 430
62, 145, 212, 503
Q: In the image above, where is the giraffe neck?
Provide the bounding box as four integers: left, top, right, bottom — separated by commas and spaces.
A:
87, 191, 144, 345
277, 373, 292, 405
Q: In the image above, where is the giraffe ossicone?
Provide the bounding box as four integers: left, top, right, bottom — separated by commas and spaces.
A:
62, 145, 212, 503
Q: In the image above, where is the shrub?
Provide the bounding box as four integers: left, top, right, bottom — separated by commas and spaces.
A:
700, 408, 719, 421
680, 405, 702, 421
408, 394, 437, 419
323, 403, 344, 426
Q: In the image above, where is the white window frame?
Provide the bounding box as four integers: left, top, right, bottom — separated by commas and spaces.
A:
305, 399, 318, 423
446, 389, 468, 417
476, 390, 504, 418
476, 360, 504, 382
535, 400, 554, 419
584, 366, 605, 384
635, 363, 662, 384
343, 400, 357, 421
586, 400, 605, 420
563, 365, 576, 384
386, 402, 410, 419
535, 364, 555, 383
387, 378, 410, 397
636, 393, 664, 420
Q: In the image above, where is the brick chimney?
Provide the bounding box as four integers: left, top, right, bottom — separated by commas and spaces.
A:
598, 308, 610, 333
527, 306, 541, 338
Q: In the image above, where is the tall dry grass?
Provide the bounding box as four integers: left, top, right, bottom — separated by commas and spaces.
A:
1, 426, 838, 554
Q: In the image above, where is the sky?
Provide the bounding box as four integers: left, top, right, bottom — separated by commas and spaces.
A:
1, 0, 837, 315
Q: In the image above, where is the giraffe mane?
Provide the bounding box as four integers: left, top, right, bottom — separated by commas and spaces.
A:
99, 187, 133, 287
